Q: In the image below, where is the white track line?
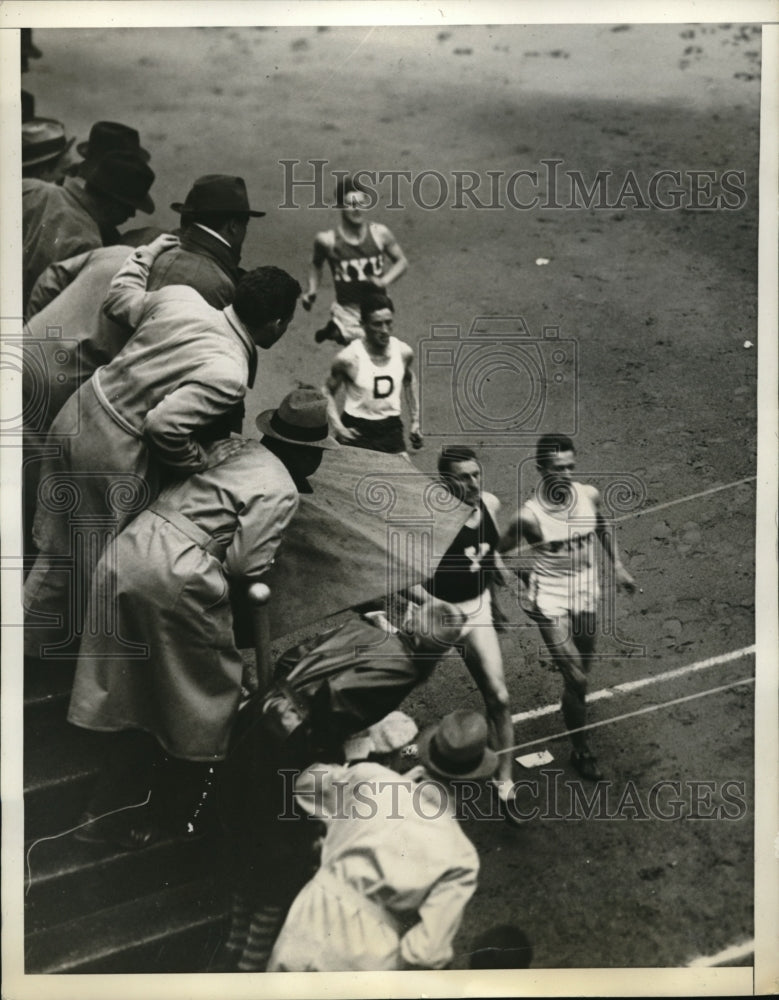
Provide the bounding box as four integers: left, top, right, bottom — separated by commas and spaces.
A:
614, 475, 756, 523
499, 677, 754, 756
687, 938, 755, 967
511, 645, 755, 724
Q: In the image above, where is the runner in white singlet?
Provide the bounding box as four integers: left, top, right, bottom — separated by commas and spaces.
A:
323, 293, 422, 457
500, 435, 636, 781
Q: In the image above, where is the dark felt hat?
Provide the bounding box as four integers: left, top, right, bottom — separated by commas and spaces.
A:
77, 121, 150, 164
255, 388, 339, 450
417, 710, 498, 781
171, 174, 266, 217
82, 151, 155, 213
22, 117, 75, 168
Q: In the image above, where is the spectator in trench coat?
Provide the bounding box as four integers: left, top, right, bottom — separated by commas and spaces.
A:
69, 388, 338, 848
24, 233, 300, 659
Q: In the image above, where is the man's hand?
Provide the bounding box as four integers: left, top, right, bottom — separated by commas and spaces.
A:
144, 232, 180, 256
335, 425, 359, 443
368, 275, 386, 289
301, 291, 316, 312
409, 426, 423, 450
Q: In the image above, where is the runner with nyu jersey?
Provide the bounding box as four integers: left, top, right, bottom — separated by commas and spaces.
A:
499, 434, 637, 781
323, 292, 422, 456
302, 176, 408, 345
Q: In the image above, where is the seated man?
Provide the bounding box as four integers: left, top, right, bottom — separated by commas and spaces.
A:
323, 292, 422, 456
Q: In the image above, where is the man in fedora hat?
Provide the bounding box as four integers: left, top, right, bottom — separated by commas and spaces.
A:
27, 175, 263, 322
24, 234, 301, 658
264, 709, 490, 972
21, 100, 78, 183
74, 120, 151, 173
148, 174, 266, 309
22, 148, 155, 309
67, 387, 337, 849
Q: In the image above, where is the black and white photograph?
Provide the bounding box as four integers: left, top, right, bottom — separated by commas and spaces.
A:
2, 1, 777, 997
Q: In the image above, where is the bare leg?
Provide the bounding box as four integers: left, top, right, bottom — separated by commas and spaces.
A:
460, 623, 513, 786
531, 614, 590, 751
532, 611, 603, 779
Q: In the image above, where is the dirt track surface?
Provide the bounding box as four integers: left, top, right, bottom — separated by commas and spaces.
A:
26, 22, 759, 971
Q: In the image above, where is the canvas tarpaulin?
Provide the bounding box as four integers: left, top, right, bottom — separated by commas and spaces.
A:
232, 445, 469, 642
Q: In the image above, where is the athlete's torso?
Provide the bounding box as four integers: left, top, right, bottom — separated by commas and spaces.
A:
327, 224, 385, 306
341, 337, 406, 420
524, 483, 598, 580
428, 498, 499, 603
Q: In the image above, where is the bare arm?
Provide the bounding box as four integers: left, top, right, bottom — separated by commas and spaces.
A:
401, 346, 422, 447
322, 356, 359, 441
302, 232, 332, 311
371, 224, 408, 289
498, 507, 542, 586
593, 490, 636, 594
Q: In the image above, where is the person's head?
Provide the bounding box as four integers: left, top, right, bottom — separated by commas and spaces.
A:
233, 267, 302, 348
417, 709, 498, 783
535, 434, 576, 502
335, 175, 371, 225
172, 175, 265, 255
256, 386, 339, 491
469, 925, 533, 969
438, 446, 482, 507
361, 294, 395, 352
82, 150, 155, 226
402, 597, 466, 656
22, 115, 77, 183
75, 121, 150, 176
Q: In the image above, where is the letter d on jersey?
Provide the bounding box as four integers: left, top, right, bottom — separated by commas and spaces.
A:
374, 375, 394, 399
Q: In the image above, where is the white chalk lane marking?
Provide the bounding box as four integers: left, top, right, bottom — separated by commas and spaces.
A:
614, 475, 756, 523
686, 938, 754, 967
510, 645, 755, 724
500, 677, 754, 756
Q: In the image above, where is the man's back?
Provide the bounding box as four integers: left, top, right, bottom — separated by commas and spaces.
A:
94, 284, 249, 431
24, 246, 132, 432
269, 759, 479, 971
23, 177, 102, 307
147, 226, 240, 309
